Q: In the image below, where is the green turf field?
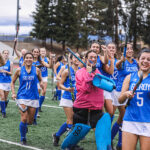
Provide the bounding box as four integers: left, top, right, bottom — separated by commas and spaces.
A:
0, 69, 140, 150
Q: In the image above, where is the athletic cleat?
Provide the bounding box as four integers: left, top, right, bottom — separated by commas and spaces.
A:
52, 133, 60, 146
20, 139, 27, 145
33, 119, 37, 125
70, 145, 84, 150
2, 113, 6, 118
39, 107, 43, 112
37, 113, 40, 118
116, 146, 122, 150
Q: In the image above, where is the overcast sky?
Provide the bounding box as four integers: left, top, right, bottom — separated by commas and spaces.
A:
0, 0, 36, 34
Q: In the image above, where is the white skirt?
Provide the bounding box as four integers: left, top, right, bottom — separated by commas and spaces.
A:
59, 98, 73, 108
0, 83, 11, 91
104, 90, 113, 101
17, 99, 39, 108
122, 121, 150, 137
42, 77, 48, 82
112, 90, 128, 106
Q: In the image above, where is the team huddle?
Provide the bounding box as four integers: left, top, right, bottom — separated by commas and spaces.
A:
0, 42, 149, 150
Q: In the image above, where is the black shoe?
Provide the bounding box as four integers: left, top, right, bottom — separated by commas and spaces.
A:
20, 139, 27, 145
116, 146, 122, 150
52, 133, 59, 146
2, 113, 6, 118
39, 108, 43, 112
33, 119, 37, 125
70, 145, 84, 150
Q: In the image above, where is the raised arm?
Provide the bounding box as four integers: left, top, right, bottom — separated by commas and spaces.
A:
0, 53, 5, 66
11, 68, 20, 100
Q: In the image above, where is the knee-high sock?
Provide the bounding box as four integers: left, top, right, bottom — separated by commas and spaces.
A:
1, 101, 6, 114
57, 90, 62, 100
34, 108, 39, 120
5, 100, 9, 109
39, 96, 45, 108
56, 122, 67, 137
111, 121, 120, 141
117, 124, 122, 147
19, 122, 27, 141
111, 115, 114, 123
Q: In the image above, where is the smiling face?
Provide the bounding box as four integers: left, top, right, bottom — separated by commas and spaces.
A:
32, 48, 40, 59
72, 53, 80, 66
91, 43, 100, 54
107, 43, 116, 57
139, 52, 150, 72
2, 50, 9, 60
40, 48, 46, 57
21, 49, 27, 57
24, 53, 33, 66
87, 51, 97, 66
126, 44, 134, 58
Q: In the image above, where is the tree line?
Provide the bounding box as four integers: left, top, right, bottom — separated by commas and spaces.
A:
30, 0, 150, 51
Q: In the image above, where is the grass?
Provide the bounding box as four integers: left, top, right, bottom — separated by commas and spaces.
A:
0, 68, 140, 150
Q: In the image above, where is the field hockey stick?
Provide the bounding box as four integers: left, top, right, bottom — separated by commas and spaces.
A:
65, 52, 75, 101
67, 48, 86, 67
122, 17, 131, 69
15, 99, 28, 113
126, 71, 143, 106
13, 0, 20, 56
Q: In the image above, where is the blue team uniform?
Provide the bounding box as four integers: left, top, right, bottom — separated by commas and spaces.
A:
40, 57, 48, 77
17, 66, 39, 100
62, 66, 77, 100
124, 72, 150, 122
19, 57, 24, 67
0, 60, 11, 83
96, 55, 103, 73
116, 59, 138, 92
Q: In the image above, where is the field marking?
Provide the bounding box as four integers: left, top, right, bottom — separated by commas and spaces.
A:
0, 138, 43, 150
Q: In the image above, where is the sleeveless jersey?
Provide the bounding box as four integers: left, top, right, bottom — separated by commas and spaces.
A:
40, 57, 48, 77
96, 55, 103, 73
19, 57, 24, 67
0, 60, 11, 83
116, 59, 138, 92
124, 72, 150, 122
17, 66, 39, 100
62, 66, 77, 100
57, 61, 64, 74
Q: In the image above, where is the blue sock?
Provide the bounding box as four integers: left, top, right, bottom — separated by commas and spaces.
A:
111, 115, 114, 123
1, 101, 6, 114
117, 124, 122, 147
39, 96, 45, 108
19, 122, 27, 141
57, 90, 62, 100
67, 124, 72, 129
111, 121, 120, 141
34, 108, 39, 120
5, 100, 9, 109
56, 122, 67, 137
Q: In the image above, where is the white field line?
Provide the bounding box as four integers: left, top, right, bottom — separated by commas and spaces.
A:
0, 138, 43, 150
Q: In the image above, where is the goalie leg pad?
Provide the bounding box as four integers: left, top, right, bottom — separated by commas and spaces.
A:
61, 123, 91, 149
95, 113, 111, 150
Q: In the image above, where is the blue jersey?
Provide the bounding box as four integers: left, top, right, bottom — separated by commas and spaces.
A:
32, 60, 41, 66
96, 55, 103, 73
116, 59, 138, 91
57, 61, 64, 74
62, 66, 77, 100
124, 72, 150, 122
19, 57, 24, 67
17, 66, 39, 100
40, 57, 48, 77
0, 60, 11, 83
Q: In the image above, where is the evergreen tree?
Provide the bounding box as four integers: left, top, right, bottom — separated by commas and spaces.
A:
31, 0, 50, 46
